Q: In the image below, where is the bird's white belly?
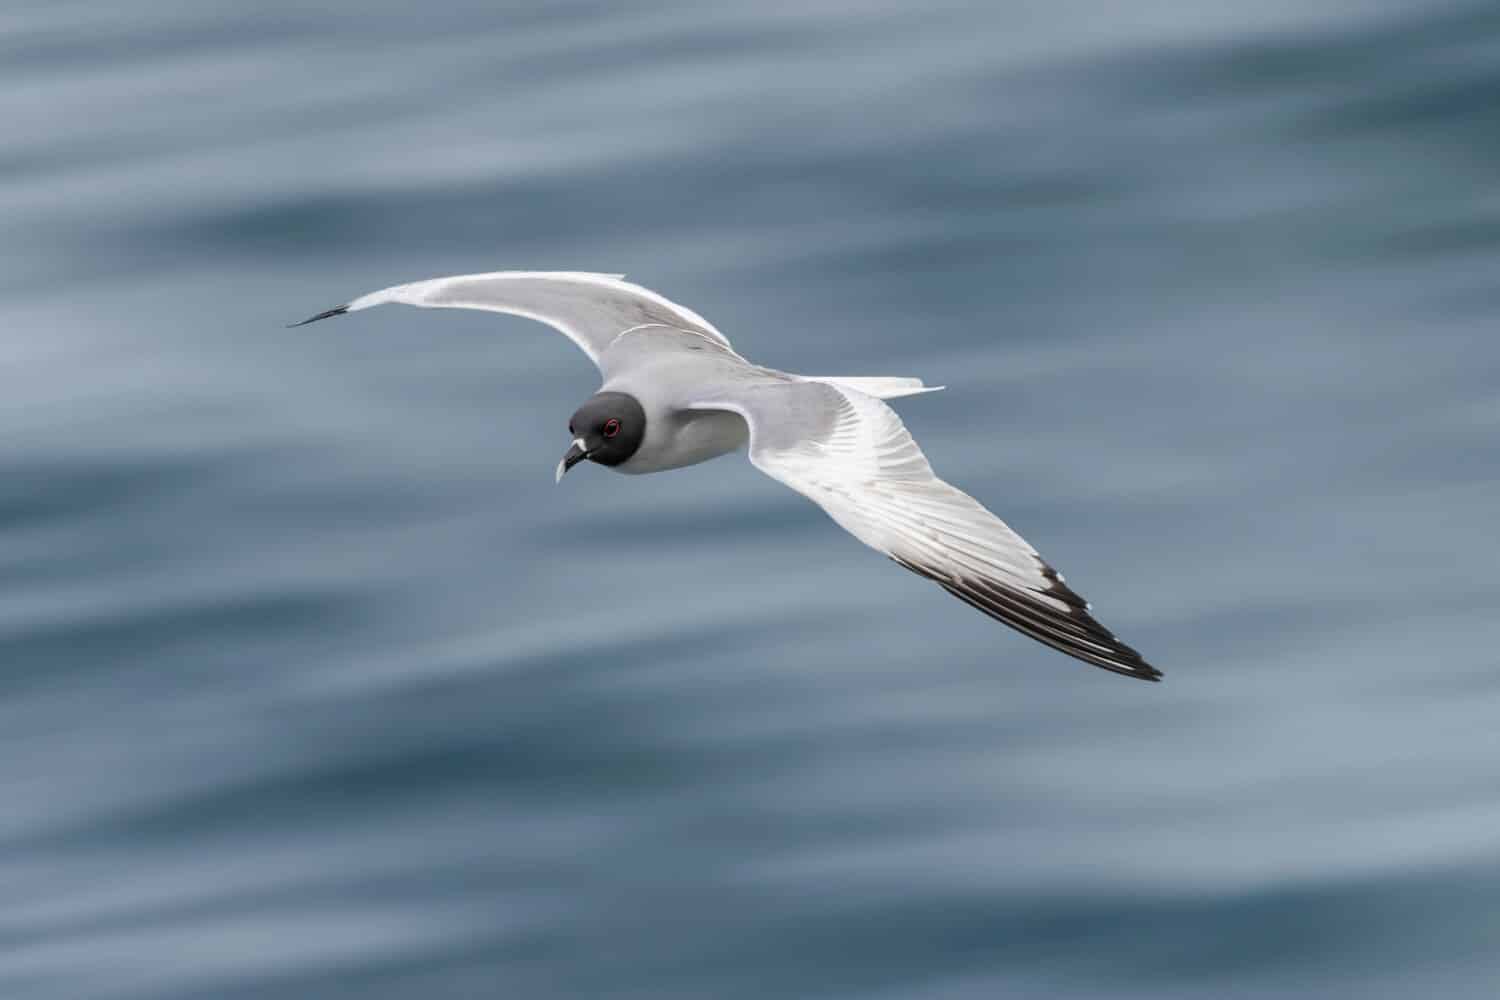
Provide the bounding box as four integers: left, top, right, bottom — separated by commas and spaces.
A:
618, 408, 748, 474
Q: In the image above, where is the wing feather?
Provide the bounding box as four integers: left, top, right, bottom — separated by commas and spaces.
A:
293, 271, 733, 369
691, 382, 1160, 681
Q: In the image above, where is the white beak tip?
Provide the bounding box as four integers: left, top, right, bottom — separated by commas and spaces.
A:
556, 437, 589, 485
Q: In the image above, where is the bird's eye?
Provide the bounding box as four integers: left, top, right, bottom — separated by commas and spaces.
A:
603, 418, 621, 438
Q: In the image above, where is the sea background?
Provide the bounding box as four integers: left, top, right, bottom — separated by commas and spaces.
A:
5, 2, 1500, 997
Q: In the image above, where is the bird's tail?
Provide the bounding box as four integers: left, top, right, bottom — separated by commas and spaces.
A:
799, 376, 944, 400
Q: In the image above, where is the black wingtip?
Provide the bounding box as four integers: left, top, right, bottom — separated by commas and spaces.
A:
890, 553, 1165, 683
286, 305, 349, 328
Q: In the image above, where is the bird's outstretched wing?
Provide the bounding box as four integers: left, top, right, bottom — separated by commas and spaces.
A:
290, 271, 734, 369
688, 380, 1160, 680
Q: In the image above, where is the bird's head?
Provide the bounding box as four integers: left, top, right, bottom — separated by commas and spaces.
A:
556, 391, 647, 482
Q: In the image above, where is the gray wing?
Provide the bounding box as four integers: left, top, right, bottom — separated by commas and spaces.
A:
290, 271, 734, 371
688, 380, 1161, 681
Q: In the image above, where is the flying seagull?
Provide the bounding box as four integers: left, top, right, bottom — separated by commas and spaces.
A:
293, 272, 1160, 681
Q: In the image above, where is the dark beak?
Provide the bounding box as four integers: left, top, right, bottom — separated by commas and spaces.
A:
555, 439, 591, 483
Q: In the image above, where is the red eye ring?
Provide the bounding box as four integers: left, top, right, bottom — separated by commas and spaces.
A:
603, 418, 621, 438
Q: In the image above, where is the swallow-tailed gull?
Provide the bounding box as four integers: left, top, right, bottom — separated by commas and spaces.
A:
293, 272, 1160, 680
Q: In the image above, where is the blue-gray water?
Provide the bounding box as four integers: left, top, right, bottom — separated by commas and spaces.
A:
5, 2, 1500, 997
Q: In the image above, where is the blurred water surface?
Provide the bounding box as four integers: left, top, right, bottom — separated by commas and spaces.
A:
4, 1, 1500, 997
